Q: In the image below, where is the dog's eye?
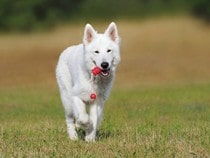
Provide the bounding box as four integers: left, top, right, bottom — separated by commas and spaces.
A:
94, 50, 99, 54
107, 49, 112, 53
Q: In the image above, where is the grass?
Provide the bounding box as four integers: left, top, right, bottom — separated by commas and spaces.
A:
0, 16, 210, 157
0, 85, 209, 157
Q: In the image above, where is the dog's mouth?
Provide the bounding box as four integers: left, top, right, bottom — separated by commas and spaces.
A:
92, 60, 111, 77
101, 69, 110, 77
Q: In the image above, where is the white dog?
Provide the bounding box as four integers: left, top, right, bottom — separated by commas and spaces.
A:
56, 22, 121, 142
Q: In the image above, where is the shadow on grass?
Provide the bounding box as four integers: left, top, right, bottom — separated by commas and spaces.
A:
75, 128, 119, 141
98, 127, 121, 141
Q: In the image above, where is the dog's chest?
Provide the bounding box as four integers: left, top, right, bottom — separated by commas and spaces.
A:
73, 76, 108, 103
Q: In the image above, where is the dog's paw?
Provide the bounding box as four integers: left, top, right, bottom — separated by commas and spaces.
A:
77, 114, 93, 130
68, 130, 78, 141
85, 128, 97, 142
85, 134, 96, 142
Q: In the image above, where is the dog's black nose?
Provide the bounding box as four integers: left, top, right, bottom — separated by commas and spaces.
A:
101, 62, 109, 69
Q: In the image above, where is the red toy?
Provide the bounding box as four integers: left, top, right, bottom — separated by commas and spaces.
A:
90, 93, 97, 99
90, 67, 101, 100
91, 67, 101, 76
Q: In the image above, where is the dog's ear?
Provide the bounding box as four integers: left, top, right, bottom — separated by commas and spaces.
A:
105, 22, 120, 44
83, 24, 96, 45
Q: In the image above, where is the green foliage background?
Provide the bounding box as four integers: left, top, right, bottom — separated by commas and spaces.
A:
0, 0, 83, 31
0, 0, 209, 31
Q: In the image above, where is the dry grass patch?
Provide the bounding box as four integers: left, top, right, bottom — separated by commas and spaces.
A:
0, 16, 210, 88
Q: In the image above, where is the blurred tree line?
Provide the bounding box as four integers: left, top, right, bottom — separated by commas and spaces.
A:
0, 0, 209, 32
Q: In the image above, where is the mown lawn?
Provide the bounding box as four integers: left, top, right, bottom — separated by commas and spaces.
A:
0, 84, 209, 157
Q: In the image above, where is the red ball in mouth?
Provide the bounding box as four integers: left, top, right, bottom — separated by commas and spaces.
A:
92, 67, 101, 76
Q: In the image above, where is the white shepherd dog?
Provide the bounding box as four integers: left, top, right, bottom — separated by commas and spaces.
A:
56, 22, 121, 142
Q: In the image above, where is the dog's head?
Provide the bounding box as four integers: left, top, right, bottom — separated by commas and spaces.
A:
83, 22, 121, 77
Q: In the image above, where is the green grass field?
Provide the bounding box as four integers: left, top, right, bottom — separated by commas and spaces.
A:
0, 85, 209, 157
0, 17, 210, 157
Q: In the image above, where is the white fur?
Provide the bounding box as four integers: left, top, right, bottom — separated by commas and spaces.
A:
56, 22, 121, 142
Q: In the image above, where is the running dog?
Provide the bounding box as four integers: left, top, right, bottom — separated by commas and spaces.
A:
56, 22, 121, 142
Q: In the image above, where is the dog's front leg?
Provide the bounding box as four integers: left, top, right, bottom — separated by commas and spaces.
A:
85, 103, 98, 142
72, 96, 92, 129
